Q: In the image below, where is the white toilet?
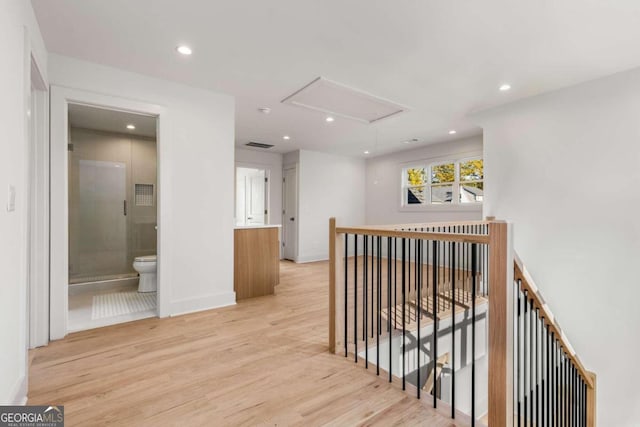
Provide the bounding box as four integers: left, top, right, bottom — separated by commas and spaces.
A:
133, 255, 157, 292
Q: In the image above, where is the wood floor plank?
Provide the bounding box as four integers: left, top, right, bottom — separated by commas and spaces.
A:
29, 260, 458, 426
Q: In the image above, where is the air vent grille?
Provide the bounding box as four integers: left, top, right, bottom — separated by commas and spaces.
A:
245, 142, 274, 149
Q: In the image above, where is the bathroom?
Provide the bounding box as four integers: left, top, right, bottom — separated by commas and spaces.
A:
67, 104, 158, 331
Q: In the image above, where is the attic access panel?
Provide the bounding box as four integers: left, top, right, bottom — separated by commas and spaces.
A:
281, 77, 408, 124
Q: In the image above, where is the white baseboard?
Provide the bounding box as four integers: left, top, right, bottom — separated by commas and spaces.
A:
295, 254, 328, 263
7, 374, 28, 405
169, 291, 236, 317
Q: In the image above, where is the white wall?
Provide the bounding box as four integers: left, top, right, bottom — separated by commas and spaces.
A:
365, 136, 484, 225
235, 148, 283, 227
476, 67, 640, 426
49, 55, 236, 317
0, 0, 48, 405
297, 150, 366, 262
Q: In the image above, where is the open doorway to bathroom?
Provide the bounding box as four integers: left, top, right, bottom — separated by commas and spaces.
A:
67, 104, 158, 332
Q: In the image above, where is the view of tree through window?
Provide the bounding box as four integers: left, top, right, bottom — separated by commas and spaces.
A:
402, 158, 483, 206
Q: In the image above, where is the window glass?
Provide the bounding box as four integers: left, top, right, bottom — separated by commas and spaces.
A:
406, 168, 426, 186
460, 159, 483, 182
431, 163, 455, 184
460, 182, 483, 203
431, 184, 453, 204
407, 186, 426, 204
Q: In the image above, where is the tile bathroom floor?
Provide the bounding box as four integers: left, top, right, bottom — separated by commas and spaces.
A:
68, 279, 156, 332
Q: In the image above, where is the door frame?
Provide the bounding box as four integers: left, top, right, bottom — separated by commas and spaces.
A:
234, 162, 271, 225
27, 55, 49, 348
282, 165, 299, 261
50, 86, 167, 340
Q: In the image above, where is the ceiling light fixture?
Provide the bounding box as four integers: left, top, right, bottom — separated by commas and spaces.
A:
499, 84, 511, 92
283, 135, 290, 140
325, 116, 335, 123
364, 150, 370, 154
449, 130, 457, 135
176, 45, 192, 55
126, 124, 136, 130
258, 107, 271, 114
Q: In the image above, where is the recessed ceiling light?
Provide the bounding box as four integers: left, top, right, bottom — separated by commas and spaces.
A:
283, 135, 290, 140
258, 107, 271, 114
326, 116, 335, 122
403, 141, 410, 144
176, 45, 192, 55
499, 84, 511, 92
126, 124, 136, 130
364, 150, 370, 154
449, 130, 457, 135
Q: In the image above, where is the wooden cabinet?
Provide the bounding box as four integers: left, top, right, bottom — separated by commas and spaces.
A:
234, 226, 280, 300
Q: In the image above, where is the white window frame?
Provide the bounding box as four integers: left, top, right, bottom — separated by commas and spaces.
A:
400, 156, 483, 210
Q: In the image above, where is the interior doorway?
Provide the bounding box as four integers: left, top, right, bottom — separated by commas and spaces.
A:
49, 86, 166, 340
283, 166, 298, 261
235, 167, 268, 226
66, 104, 158, 332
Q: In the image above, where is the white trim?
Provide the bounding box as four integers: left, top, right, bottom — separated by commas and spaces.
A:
399, 154, 484, 209
8, 375, 28, 405
234, 163, 271, 225
282, 165, 299, 261
50, 86, 168, 340
27, 55, 49, 349
169, 292, 236, 317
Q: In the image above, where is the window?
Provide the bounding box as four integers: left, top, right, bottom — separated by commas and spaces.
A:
402, 158, 483, 206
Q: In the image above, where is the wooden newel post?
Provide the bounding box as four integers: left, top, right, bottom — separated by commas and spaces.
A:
586, 372, 597, 427
488, 221, 514, 426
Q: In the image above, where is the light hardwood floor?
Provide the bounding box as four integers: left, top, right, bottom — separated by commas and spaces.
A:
29, 261, 461, 426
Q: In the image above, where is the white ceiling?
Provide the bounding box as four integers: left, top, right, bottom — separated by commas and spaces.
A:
32, 0, 640, 157
68, 103, 157, 138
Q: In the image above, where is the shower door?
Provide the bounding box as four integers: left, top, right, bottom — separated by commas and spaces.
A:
69, 160, 128, 282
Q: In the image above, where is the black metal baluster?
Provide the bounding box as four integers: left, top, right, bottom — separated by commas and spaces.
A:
360, 235, 364, 369
417, 239, 421, 399
387, 236, 392, 382
530, 299, 534, 425
536, 308, 539, 427
451, 240, 456, 418
371, 235, 375, 339
356, 235, 373, 340
471, 243, 477, 426
517, 282, 521, 427
542, 320, 546, 427
402, 237, 406, 390
546, 323, 550, 427
432, 239, 438, 408
394, 238, 397, 332
354, 235, 358, 363
377, 236, 381, 376
344, 234, 348, 358
524, 290, 528, 425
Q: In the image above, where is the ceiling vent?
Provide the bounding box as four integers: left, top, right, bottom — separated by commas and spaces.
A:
245, 141, 274, 149
282, 77, 408, 124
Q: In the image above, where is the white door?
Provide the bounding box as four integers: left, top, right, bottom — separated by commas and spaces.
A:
246, 170, 266, 225
283, 167, 297, 260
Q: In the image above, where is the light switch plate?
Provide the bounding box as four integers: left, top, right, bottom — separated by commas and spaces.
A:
7, 185, 15, 212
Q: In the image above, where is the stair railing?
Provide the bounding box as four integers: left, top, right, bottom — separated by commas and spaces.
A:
328, 218, 596, 426
513, 255, 596, 426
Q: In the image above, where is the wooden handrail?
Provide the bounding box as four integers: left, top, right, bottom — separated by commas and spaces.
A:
335, 226, 489, 244
359, 220, 492, 230
514, 255, 595, 390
